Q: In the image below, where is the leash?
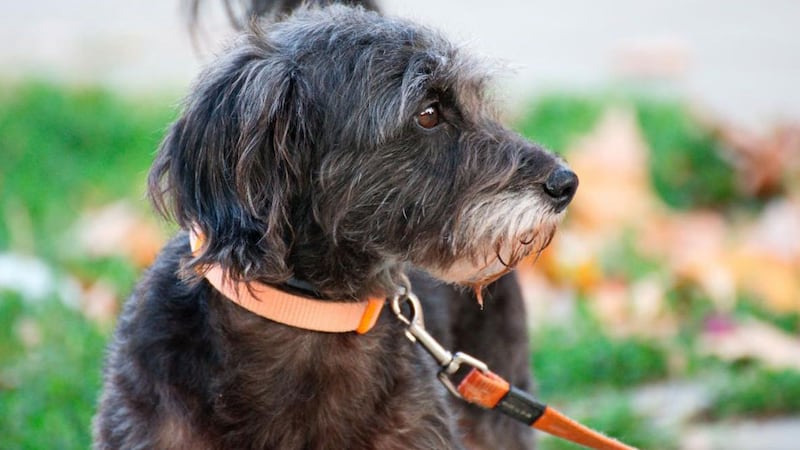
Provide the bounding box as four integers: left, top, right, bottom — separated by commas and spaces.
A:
391, 290, 638, 450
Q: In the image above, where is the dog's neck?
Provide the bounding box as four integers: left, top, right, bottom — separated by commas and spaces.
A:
191, 229, 387, 333
282, 276, 325, 298
286, 225, 411, 300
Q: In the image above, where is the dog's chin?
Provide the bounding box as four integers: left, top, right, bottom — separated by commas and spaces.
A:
427, 224, 558, 288
425, 193, 565, 288
427, 253, 525, 308
429, 258, 512, 286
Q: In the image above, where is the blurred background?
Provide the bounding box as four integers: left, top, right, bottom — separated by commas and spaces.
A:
1, 1, 799, 448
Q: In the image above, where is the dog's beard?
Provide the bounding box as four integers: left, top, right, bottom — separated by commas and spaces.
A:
428, 192, 562, 305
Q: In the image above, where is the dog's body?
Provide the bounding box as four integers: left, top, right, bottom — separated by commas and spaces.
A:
96, 236, 534, 449
94, 3, 577, 449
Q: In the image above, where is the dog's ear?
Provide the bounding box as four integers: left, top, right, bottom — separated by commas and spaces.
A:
149, 43, 311, 283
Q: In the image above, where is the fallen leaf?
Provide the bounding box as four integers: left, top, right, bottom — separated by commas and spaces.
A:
732, 254, 800, 314
699, 318, 800, 371
638, 212, 736, 309
587, 277, 677, 338
73, 201, 165, 267
81, 280, 120, 326
731, 198, 800, 313
526, 230, 603, 291
516, 270, 578, 330
566, 107, 660, 237
710, 121, 800, 196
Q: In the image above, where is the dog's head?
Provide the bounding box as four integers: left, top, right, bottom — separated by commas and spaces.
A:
149, 5, 577, 299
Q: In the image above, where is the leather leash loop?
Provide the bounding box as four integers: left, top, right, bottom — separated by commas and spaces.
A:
391, 289, 638, 450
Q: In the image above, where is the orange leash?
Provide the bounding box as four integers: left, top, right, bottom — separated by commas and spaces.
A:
457, 369, 637, 450
391, 291, 638, 450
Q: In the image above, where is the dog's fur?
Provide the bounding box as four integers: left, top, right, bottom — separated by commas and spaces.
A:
93, 2, 577, 449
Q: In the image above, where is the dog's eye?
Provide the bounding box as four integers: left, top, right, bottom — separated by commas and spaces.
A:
416, 104, 440, 129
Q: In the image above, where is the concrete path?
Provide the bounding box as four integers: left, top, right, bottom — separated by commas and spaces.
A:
631, 381, 800, 450
1, 1, 799, 126
684, 417, 800, 450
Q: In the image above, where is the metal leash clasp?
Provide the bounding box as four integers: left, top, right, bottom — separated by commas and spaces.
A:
390, 290, 639, 450
390, 289, 489, 399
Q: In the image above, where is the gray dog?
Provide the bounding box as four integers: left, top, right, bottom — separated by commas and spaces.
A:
93, 2, 578, 449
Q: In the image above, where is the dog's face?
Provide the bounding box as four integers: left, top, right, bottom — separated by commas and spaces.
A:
149, 5, 577, 298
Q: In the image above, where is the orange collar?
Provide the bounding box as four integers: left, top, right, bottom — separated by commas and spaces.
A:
189, 230, 385, 334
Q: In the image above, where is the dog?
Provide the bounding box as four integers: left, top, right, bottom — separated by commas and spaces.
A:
93, 2, 578, 448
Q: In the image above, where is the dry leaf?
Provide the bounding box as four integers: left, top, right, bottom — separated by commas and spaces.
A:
566, 107, 660, 238
711, 121, 800, 196
740, 198, 800, 264
523, 230, 603, 291
732, 254, 800, 314
731, 198, 800, 313
588, 277, 676, 338
589, 279, 630, 333
638, 212, 736, 309
699, 319, 800, 371
74, 201, 165, 267
81, 280, 120, 326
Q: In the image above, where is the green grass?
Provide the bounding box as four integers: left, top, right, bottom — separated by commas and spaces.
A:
532, 306, 669, 398
598, 230, 663, 281
0, 81, 175, 448
0, 81, 175, 257
0, 293, 107, 449
735, 298, 800, 334
635, 99, 739, 210
708, 367, 800, 419
516, 93, 605, 155
65, 256, 143, 299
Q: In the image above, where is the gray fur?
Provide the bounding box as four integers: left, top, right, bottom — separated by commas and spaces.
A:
94, 4, 577, 449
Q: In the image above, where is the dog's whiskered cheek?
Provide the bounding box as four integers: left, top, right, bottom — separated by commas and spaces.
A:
422, 192, 563, 285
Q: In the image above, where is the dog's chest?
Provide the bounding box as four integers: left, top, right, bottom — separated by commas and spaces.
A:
206, 308, 459, 449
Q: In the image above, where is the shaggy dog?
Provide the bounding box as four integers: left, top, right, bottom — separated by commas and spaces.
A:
93, 2, 578, 449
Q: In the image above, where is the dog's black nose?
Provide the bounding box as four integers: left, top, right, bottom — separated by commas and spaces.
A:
543, 167, 578, 212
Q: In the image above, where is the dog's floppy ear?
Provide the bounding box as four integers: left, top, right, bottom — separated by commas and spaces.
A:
149, 40, 311, 283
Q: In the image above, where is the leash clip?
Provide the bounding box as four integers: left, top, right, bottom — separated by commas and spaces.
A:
390, 290, 488, 399
391, 288, 639, 450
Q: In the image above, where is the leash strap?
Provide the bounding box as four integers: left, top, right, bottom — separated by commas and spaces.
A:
190, 229, 384, 334
391, 291, 638, 450
458, 369, 637, 450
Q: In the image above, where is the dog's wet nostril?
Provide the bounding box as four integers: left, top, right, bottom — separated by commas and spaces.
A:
543, 167, 579, 211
